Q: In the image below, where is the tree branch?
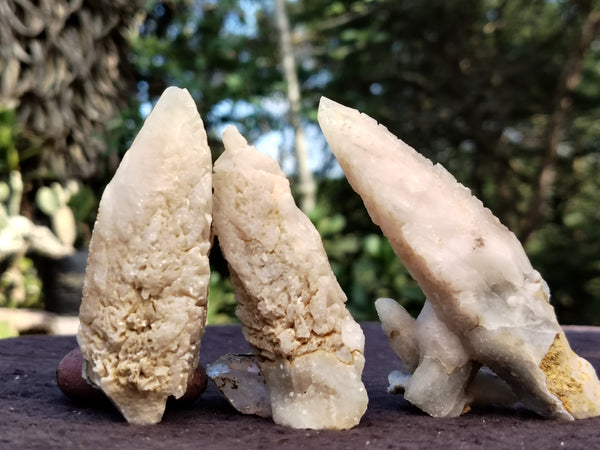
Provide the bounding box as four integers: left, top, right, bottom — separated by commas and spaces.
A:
274, 0, 316, 212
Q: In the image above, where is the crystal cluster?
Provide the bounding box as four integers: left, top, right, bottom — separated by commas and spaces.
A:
317, 97, 600, 420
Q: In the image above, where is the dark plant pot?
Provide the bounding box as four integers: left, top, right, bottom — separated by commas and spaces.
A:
38, 249, 88, 316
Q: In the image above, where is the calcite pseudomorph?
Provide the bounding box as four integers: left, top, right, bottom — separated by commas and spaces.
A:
212, 125, 368, 430
317, 96, 600, 420
77, 87, 213, 425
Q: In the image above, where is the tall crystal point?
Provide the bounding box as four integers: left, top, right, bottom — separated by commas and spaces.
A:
77, 87, 213, 425
318, 96, 600, 420
212, 125, 367, 430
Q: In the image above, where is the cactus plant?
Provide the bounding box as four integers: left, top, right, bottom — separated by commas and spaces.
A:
0, 171, 74, 309
0, 171, 74, 260
35, 181, 77, 247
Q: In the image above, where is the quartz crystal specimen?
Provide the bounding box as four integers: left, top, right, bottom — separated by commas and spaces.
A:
77, 87, 212, 425
212, 125, 368, 430
376, 297, 518, 415
317, 96, 600, 420
207, 353, 272, 418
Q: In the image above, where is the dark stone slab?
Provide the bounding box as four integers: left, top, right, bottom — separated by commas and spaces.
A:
1, 323, 600, 449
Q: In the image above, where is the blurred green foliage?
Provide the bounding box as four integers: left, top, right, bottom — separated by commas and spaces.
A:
0, 321, 18, 339
0, 256, 43, 309
526, 153, 600, 324
0, 109, 92, 314
130, 0, 599, 325
309, 179, 426, 320
207, 271, 238, 324
128, 0, 284, 148
1, 0, 599, 328
0, 109, 20, 173
0, 110, 43, 310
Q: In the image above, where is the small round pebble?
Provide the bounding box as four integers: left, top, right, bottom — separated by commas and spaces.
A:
57, 347, 208, 405
169, 364, 208, 405
56, 348, 106, 403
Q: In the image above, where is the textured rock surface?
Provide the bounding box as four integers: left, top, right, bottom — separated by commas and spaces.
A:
77, 87, 212, 425
318, 96, 600, 420
212, 125, 367, 430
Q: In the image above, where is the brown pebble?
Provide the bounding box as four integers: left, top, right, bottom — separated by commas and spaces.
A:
56, 348, 106, 403
169, 364, 208, 406
57, 348, 208, 405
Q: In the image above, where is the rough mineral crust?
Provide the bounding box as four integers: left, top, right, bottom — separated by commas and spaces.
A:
317, 96, 600, 420
212, 125, 368, 430
77, 87, 212, 425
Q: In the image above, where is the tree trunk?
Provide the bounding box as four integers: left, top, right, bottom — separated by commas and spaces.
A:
274, 0, 316, 213
521, 5, 600, 243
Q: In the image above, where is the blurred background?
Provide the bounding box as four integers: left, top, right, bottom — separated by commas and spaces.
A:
0, 0, 599, 337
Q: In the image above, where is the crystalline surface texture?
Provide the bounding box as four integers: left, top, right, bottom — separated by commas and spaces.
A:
318, 96, 600, 420
77, 87, 212, 425
212, 125, 367, 430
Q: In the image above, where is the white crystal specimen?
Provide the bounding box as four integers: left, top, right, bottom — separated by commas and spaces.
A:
207, 353, 272, 418
376, 298, 518, 413
77, 87, 212, 425
406, 300, 474, 417
212, 125, 368, 430
318, 96, 600, 420
375, 297, 419, 373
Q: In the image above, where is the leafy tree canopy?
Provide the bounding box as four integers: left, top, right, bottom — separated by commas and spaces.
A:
110, 0, 600, 323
